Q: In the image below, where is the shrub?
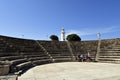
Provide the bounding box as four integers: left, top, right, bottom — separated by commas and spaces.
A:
50, 35, 59, 41
66, 34, 81, 41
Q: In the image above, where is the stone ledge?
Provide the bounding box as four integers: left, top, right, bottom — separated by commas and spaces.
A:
0, 75, 18, 80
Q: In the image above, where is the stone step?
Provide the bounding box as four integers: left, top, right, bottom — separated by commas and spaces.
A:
112, 47, 120, 49
100, 52, 120, 55
99, 56, 120, 58
9, 59, 29, 73
28, 57, 50, 61
101, 49, 120, 51
0, 75, 18, 80
32, 59, 52, 65
19, 52, 45, 55
51, 55, 72, 58
100, 52, 120, 54
0, 56, 23, 61
99, 60, 120, 64
99, 58, 120, 61
100, 53, 120, 55
16, 61, 32, 72
100, 50, 120, 52
51, 52, 71, 55
100, 54, 120, 56
10, 59, 28, 66
53, 58, 72, 62
0, 53, 20, 57
114, 45, 120, 47
23, 54, 48, 58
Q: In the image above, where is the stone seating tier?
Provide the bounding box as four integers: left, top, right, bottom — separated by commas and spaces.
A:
69, 41, 98, 58
53, 58, 73, 62
0, 53, 20, 57
99, 38, 120, 63
0, 35, 120, 76
32, 59, 52, 65
15, 61, 33, 73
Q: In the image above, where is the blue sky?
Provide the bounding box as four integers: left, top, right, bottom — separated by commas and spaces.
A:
0, 0, 120, 40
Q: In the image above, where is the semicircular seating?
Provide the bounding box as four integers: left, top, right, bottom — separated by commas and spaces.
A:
0, 35, 120, 76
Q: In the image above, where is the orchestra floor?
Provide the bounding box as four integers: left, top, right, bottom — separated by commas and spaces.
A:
18, 62, 120, 80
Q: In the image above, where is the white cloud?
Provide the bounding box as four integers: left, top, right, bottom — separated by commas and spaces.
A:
66, 26, 120, 36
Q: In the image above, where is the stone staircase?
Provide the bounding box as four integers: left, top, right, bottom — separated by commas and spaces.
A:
38, 41, 73, 62
99, 38, 120, 63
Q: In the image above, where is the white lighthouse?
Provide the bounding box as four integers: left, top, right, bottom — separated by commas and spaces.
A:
61, 28, 65, 41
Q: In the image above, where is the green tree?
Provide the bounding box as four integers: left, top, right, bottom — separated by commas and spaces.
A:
50, 35, 59, 41
66, 34, 81, 41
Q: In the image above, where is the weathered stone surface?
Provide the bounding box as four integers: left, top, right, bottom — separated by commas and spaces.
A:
0, 65, 9, 75
0, 35, 120, 75
0, 75, 17, 80
18, 62, 120, 80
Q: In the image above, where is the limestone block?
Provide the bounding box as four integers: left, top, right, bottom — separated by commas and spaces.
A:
0, 65, 9, 76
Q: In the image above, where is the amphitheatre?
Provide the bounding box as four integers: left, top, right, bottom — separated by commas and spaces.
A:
0, 35, 120, 80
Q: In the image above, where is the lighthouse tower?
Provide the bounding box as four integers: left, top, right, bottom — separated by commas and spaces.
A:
61, 28, 65, 41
